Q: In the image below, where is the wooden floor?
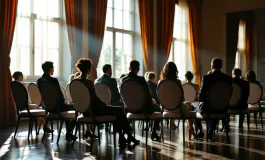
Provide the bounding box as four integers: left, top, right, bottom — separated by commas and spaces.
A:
1, 117, 265, 160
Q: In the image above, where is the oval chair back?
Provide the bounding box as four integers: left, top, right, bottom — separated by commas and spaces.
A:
70, 79, 90, 113
66, 83, 72, 102
208, 81, 232, 111
182, 83, 197, 102
121, 79, 147, 113
157, 79, 183, 111
248, 82, 262, 105
11, 81, 29, 113
95, 83, 111, 105
229, 83, 242, 108
38, 81, 59, 112
60, 85, 66, 99
28, 83, 42, 107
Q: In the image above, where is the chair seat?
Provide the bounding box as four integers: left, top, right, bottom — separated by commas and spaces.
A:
162, 111, 196, 119
20, 109, 46, 117
228, 109, 248, 114
196, 112, 227, 119
126, 112, 162, 120
47, 110, 75, 119
77, 115, 116, 123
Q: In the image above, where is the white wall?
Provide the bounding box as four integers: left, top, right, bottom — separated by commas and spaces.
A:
200, 0, 265, 75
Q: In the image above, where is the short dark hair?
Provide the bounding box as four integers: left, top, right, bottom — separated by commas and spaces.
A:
233, 68, 242, 77
42, 61, 54, 73
211, 57, 222, 69
185, 71, 194, 81
148, 72, 155, 80
102, 64, 111, 73
245, 71, 256, 82
75, 58, 92, 73
12, 71, 23, 80
130, 60, 140, 71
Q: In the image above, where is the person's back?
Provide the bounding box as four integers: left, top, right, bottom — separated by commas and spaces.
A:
146, 72, 159, 104
232, 76, 249, 109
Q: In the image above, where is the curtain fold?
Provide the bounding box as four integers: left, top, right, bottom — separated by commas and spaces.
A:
65, 0, 83, 72
138, 0, 154, 72
226, 13, 240, 75
0, 0, 18, 126
87, 0, 108, 81
245, 22, 253, 72
188, 0, 202, 85
156, 0, 176, 74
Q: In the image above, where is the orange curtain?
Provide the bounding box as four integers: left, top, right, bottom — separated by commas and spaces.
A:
245, 22, 253, 72
156, 0, 176, 74
188, 0, 202, 85
87, 0, 108, 81
138, 0, 154, 72
0, 0, 18, 126
65, 0, 83, 72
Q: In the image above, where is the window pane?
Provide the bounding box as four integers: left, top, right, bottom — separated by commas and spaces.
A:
106, 8, 113, 27
115, 32, 123, 78
48, 22, 59, 48
34, 0, 60, 17
123, 12, 132, 30
108, 0, 113, 8
114, 10, 123, 29
10, 47, 30, 76
124, 0, 133, 12
97, 31, 113, 77
17, 0, 31, 15
174, 41, 186, 80
114, 0, 123, 10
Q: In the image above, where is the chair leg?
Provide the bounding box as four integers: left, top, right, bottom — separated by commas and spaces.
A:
37, 117, 42, 135
57, 120, 64, 144
79, 123, 81, 142
183, 119, 185, 144
145, 121, 148, 146
91, 123, 96, 152
113, 125, 116, 148
169, 119, 172, 139
42, 119, 49, 142
57, 120, 59, 133
51, 120, 54, 141
30, 118, 34, 136
206, 120, 209, 142
225, 119, 230, 143
82, 124, 85, 138
98, 124, 101, 145
72, 122, 79, 148
260, 111, 263, 128
35, 118, 38, 136
133, 120, 135, 137
28, 118, 33, 140
161, 119, 164, 142
247, 113, 250, 133
14, 117, 20, 138
254, 113, 258, 128
142, 121, 144, 138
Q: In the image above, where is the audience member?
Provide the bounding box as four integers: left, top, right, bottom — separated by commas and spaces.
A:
191, 58, 232, 140
121, 60, 161, 141
12, 71, 24, 82
75, 58, 139, 146
37, 61, 76, 140
245, 71, 263, 92
160, 62, 195, 140
185, 71, 199, 91
146, 72, 160, 104
144, 72, 149, 81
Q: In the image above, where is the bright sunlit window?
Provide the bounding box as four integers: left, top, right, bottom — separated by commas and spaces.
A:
168, 0, 192, 81
234, 20, 246, 70
97, 0, 134, 78
10, 0, 63, 79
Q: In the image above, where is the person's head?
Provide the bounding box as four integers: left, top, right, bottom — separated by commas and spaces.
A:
102, 64, 112, 77
120, 74, 126, 79
129, 60, 140, 74
211, 57, 222, 70
75, 58, 92, 76
160, 62, 178, 80
207, 70, 212, 75
185, 71, 194, 82
232, 68, 242, 78
42, 61, 54, 75
13, 71, 23, 82
144, 72, 149, 80
148, 72, 156, 82
245, 71, 256, 82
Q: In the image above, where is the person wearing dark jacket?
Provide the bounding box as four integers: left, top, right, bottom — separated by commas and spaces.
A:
146, 72, 160, 104
95, 64, 123, 106
37, 61, 76, 140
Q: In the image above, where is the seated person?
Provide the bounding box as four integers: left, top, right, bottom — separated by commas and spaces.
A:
37, 61, 76, 140
192, 58, 232, 139
95, 64, 123, 106
245, 71, 263, 92
184, 71, 199, 92
146, 72, 160, 104
121, 60, 161, 141
159, 62, 195, 140
75, 58, 139, 146
144, 72, 149, 81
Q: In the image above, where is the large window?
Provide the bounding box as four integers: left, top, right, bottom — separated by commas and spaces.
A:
168, 0, 192, 81
10, 0, 63, 79
97, 0, 134, 78
235, 20, 246, 71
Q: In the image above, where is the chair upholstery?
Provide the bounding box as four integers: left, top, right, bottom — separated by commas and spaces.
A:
196, 112, 227, 119
11, 81, 28, 111
66, 83, 72, 102
127, 112, 162, 120
28, 83, 42, 107
47, 111, 76, 119
182, 83, 197, 102
229, 83, 242, 107
60, 85, 66, 99
95, 83, 111, 105
20, 109, 46, 117
163, 111, 196, 119
77, 115, 116, 123
38, 81, 59, 111
248, 83, 262, 104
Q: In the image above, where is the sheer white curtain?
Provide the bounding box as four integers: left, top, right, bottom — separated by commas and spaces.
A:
235, 20, 246, 73
168, 0, 192, 81
10, 0, 61, 78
